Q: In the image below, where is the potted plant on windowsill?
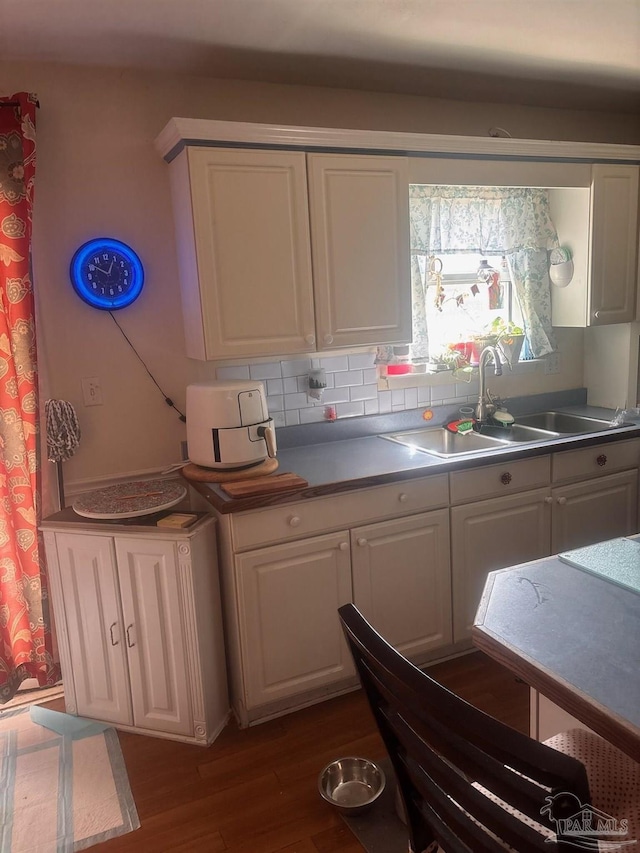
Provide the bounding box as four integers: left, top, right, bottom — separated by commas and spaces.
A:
488, 317, 525, 366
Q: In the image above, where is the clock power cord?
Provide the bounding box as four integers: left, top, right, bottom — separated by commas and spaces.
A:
108, 311, 186, 422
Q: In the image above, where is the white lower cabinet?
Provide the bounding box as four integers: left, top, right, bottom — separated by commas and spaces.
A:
43, 515, 230, 745
236, 531, 354, 709
452, 488, 552, 642
350, 510, 451, 660
216, 437, 639, 725
452, 440, 640, 641
219, 476, 452, 725
232, 510, 451, 719
551, 470, 638, 552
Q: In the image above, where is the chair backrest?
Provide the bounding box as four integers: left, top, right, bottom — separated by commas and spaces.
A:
338, 604, 592, 853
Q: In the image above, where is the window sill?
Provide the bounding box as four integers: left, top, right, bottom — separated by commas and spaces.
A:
378, 359, 543, 390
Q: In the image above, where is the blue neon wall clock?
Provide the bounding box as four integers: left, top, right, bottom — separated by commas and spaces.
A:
70, 238, 144, 310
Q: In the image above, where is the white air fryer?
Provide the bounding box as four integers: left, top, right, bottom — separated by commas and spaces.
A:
186, 381, 277, 469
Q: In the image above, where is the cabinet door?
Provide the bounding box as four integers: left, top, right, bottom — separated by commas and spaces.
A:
236, 532, 354, 709
590, 165, 639, 325
115, 538, 192, 736
180, 147, 316, 359
351, 510, 451, 661
551, 469, 638, 553
451, 489, 551, 642
55, 533, 132, 725
308, 153, 411, 349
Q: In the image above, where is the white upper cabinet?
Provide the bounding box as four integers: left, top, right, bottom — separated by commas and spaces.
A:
550, 165, 639, 327
307, 154, 411, 349
166, 146, 411, 360
170, 148, 316, 360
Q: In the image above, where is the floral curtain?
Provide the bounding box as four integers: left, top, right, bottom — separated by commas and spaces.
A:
0, 93, 59, 702
410, 185, 560, 358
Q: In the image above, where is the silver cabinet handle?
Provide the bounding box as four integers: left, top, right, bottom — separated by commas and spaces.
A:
398, 493, 408, 503
557, 496, 567, 505
126, 624, 136, 648
339, 542, 349, 551
357, 537, 368, 547
109, 622, 119, 646
289, 515, 301, 528
594, 311, 601, 320
324, 334, 334, 345
544, 496, 553, 504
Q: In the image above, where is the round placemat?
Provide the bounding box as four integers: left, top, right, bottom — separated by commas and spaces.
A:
72, 479, 187, 519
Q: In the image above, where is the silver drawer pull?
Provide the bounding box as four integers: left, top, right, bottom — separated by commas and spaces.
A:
288, 516, 301, 527
398, 493, 408, 503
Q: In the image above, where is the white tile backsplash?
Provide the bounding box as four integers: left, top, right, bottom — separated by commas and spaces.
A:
249, 362, 282, 380
214, 348, 478, 426
350, 383, 378, 402
336, 400, 365, 418
284, 392, 310, 410
322, 387, 350, 404
417, 385, 431, 404
215, 364, 251, 381
281, 358, 312, 377
430, 383, 456, 401
404, 388, 418, 409
299, 406, 328, 424
267, 378, 284, 396
334, 369, 363, 387
320, 355, 349, 372
266, 394, 284, 412
348, 353, 376, 370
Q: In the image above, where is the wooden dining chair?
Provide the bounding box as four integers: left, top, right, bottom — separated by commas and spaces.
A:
338, 603, 637, 853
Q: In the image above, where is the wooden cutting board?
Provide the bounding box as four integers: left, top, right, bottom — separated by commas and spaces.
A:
221, 472, 308, 498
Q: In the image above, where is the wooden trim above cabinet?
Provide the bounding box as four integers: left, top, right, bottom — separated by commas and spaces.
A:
156, 119, 640, 165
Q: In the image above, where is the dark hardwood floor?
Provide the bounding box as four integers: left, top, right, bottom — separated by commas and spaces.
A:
49, 651, 528, 853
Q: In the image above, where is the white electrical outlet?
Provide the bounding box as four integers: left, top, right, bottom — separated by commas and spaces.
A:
81, 377, 103, 406
544, 352, 561, 375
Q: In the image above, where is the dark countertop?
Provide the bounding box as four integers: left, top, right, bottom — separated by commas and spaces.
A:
184, 399, 640, 514
473, 550, 640, 762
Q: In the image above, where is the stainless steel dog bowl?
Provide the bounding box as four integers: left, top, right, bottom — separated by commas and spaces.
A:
318, 757, 386, 815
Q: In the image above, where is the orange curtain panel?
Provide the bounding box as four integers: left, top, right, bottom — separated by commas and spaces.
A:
0, 93, 59, 701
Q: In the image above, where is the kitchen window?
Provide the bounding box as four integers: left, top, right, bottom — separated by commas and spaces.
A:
409, 185, 560, 366
415, 252, 526, 365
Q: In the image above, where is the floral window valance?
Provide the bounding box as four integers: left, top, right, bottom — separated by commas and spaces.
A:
410, 185, 560, 359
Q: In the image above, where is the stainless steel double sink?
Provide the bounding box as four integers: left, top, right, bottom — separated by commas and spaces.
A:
380, 411, 628, 458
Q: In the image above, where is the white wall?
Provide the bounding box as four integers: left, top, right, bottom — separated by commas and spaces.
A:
2, 60, 625, 488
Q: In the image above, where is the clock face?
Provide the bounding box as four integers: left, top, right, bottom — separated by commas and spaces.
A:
70, 238, 144, 310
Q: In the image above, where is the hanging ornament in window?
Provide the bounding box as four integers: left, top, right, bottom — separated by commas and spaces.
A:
429, 256, 445, 311
477, 259, 503, 309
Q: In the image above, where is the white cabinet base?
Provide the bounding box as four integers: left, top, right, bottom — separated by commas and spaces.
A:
43, 514, 229, 746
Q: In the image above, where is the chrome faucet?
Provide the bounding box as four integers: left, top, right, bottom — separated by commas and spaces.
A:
475, 345, 503, 423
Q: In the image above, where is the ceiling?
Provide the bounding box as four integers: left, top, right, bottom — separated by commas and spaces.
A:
2, 0, 640, 113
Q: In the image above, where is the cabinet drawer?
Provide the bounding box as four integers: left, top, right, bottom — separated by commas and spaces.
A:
231, 474, 449, 551
552, 439, 639, 483
450, 456, 550, 505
